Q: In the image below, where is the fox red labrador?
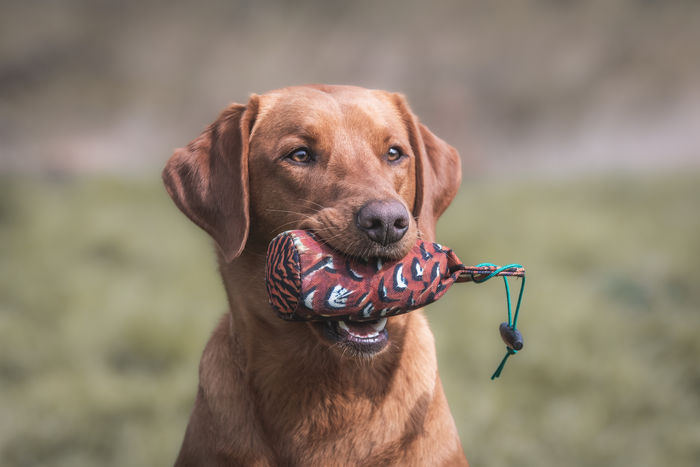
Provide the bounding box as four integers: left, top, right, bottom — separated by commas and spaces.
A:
163, 84, 467, 466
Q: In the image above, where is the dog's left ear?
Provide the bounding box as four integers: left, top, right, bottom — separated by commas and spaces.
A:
162, 96, 259, 262
392, 93, 462, 241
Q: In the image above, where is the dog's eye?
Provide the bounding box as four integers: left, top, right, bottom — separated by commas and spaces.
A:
385, 146, 405, 163
285, 148, 313, 164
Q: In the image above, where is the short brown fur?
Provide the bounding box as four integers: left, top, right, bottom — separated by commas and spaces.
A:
163, 85, 467, 466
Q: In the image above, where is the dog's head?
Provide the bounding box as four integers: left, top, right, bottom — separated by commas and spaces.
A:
163, 85, 461, 358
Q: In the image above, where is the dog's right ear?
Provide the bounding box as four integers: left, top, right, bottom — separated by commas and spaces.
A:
391, 93, 462, 242
162, 96, 259, 262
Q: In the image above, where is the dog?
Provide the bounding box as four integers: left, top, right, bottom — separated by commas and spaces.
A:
163, 84, 466, 466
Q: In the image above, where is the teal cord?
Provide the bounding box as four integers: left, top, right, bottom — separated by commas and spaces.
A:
491, 348, 516, 379
504, 277, 512, 326
471, 263, 525, 380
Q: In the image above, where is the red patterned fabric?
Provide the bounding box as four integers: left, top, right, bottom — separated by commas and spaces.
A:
265, 230, 524, 322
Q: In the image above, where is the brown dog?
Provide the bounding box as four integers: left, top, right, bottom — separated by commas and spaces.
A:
163, 85, 466, 466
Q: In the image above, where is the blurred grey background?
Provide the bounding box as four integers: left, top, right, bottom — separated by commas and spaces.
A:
1, 1, 699, 466
3, 0, 699, 176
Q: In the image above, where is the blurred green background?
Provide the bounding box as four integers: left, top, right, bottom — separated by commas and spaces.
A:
1, 1, 699, 466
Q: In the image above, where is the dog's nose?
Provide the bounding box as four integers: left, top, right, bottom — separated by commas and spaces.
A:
356, 200, 410, 246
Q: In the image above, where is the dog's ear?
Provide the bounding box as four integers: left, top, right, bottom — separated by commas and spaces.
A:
392, 93, 462, 241
162, 96, 259, 262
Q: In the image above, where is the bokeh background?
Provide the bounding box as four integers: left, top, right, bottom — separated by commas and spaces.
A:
1, 1, 699, 466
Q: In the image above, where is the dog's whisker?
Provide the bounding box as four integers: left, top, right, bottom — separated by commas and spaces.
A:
265, 208, 310, 215
271, 217, 314, 232
268, 210, 329, 233
296, 198, 328, 211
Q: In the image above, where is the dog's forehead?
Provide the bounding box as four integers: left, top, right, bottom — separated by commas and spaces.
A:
251, 86, 403, 138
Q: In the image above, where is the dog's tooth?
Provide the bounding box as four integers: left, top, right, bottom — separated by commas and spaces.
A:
337, 319, 381, 338
371, 317, 388, 332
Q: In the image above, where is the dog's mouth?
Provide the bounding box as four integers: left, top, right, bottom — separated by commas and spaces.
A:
300, 226, 408, 357
314, 230, 414, 263
316, 317, 390, 356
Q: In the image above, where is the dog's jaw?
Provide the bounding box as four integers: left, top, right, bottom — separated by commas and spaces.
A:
313, 318, 390, 358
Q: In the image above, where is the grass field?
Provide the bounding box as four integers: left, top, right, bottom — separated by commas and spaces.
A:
1, 173, 698, 466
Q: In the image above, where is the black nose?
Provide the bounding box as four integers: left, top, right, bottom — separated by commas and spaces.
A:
356, 200, 410, 246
